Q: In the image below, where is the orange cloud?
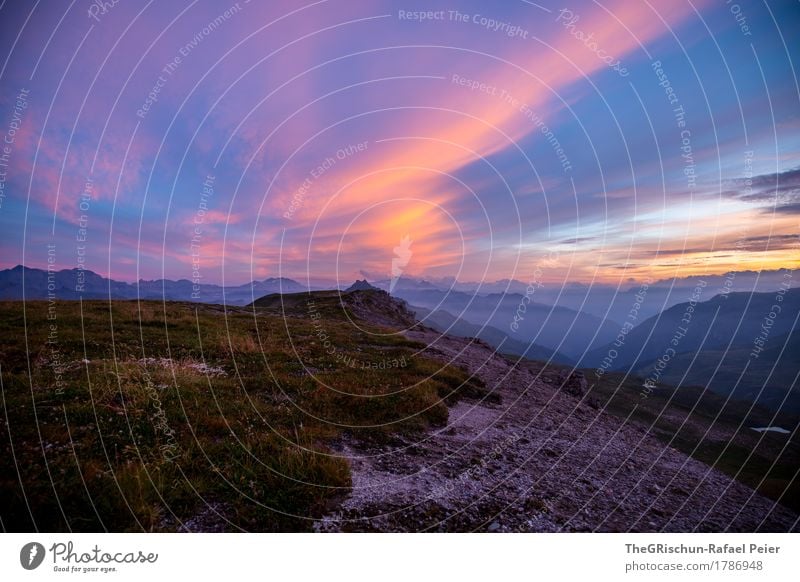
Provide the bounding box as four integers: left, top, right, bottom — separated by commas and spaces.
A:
256, 0, 710, 279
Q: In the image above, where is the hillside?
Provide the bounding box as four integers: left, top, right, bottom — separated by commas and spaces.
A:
576, 369, 800, 514
583, 288, 800, 370
629, 330, 800, 416
0, 292, 481, 531
317, 322, 798, 531
1, 291, 796, 532
582, 288, 800, 413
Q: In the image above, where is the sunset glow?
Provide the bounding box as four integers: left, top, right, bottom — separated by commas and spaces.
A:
1, 0, 798, 287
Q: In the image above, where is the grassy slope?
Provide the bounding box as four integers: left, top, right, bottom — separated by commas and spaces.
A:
629, 331, 800, 415
523, 358, 799, 513
0, 295, 484, 532
598, 373, 800, 514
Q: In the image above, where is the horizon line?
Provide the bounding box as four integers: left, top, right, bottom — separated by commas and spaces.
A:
2, 263, 796, 290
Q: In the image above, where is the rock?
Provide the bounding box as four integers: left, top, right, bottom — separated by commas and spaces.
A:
488, 521, 501, 532
346, 279, 379, 292
562, 371, 588, 397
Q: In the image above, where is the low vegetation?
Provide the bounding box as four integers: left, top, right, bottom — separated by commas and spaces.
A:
0, 292, 483, 532
521, 360, 800, 513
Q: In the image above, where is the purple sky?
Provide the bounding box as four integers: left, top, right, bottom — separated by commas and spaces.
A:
0, 0, 798, 288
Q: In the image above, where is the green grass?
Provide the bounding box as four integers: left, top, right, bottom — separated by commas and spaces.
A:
0, 295, 482, 532
568, 366, 799, 513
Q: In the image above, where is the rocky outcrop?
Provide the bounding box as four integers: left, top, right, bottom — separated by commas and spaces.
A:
342, 289, 418, 329
561, 370, 588, 397
346, 279, 380, 292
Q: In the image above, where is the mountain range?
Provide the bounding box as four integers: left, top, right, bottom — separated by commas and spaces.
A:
389, 286, 620, 360
580, 288, 800, 413
410, 305, 574, 365
0, 265, 306, 305
367, 269, 795, 323
3, 265, 797, 414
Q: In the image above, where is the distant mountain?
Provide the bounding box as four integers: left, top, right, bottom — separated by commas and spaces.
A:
583, 289, 800, 370
556, 272, 797, 322
376, 271, 797, 324
370, 276, 441, 293
581, 289, 800, 414
0, 265, 306, 305
391, 286, 620, 360
411, 306, 574, 365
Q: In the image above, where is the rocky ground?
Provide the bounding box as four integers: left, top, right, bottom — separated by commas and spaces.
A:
316, 323, 799, 532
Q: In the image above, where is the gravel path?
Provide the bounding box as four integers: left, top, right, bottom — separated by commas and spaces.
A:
316, 328, 799, 532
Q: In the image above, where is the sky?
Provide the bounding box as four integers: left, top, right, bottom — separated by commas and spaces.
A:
0, 0, 798, 288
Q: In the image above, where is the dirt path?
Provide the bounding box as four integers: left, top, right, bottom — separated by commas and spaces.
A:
316, 328, 799, 532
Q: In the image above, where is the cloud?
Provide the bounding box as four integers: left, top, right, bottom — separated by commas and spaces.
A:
771, 203, 800, 215
723, 166, 800, 214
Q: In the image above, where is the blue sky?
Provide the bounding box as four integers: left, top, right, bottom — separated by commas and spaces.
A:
0, 0, 798, 287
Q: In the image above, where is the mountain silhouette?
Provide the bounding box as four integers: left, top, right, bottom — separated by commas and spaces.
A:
345, 279, 379, 292
0, 265, 305, 305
